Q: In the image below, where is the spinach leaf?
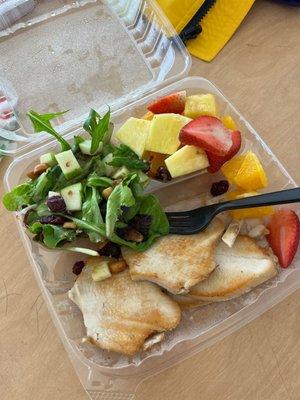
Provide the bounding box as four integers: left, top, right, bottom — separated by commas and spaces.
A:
27, 110, 70, 151
109, 144, 149, 171
29, 222, 76, 248
83, 109, 111, 154
3, 182, 35, 211
81, 187, 103, 242
138, 194, 169, 237
105, 183, 135, 237
86, 173, 113, 188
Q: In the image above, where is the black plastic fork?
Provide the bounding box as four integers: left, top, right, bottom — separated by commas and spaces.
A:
166, 188, 300, 235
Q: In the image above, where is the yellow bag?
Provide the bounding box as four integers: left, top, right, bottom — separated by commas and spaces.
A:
156, 0, 256, 61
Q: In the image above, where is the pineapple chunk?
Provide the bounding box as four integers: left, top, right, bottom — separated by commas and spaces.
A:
165, 145, 209, 178
183, 94, 218, 119
116, 117, 150, 157
145, 113, 191, 155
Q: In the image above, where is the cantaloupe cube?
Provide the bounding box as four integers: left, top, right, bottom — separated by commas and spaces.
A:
183, 94, 218, 119
145, 113, 191, 155
165, 145, 209, 178
116, 117, 150, 157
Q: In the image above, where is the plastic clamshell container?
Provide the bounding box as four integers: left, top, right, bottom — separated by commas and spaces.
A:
2, 2, 300, 400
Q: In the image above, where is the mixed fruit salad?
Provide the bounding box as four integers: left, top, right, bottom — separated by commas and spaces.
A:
3, 91, 300, 275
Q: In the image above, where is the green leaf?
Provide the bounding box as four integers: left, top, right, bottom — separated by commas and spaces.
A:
29, 222, 77, 248
25, 203, 52, 225
83, 109, 111, 154
68, 216, 106, 237
2, 182, 35, 211
86, 173, 113, 188
27, 110, 70, 152
138, 194, 169, 237
32, 165, 62, 202
81, 187, 103, 242
109, 144, 149, 171
105, 183, 135, 237
43, 225, 77, 248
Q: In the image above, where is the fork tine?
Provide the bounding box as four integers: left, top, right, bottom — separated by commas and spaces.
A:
165, 210, 193, 217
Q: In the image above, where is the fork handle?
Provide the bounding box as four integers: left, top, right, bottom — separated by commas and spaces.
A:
218, 188, 300, 213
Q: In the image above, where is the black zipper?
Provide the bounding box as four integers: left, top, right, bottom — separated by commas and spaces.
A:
179, 0, 217, 42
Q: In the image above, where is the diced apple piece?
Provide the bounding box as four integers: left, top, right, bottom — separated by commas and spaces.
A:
116, 117, 150, 158
55, 150, 82, 180
79, 139, 103, 155
61, 182, 82, 211
40, 152, 57, 167
145, 114, 191, 155
165, 145, 209, 178
184, 94, 218, 119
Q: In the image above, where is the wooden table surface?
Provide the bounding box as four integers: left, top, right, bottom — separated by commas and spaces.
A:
0, 1, 299, 399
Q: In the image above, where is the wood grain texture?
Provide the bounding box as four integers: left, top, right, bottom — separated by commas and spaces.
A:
0, 1, 299, 399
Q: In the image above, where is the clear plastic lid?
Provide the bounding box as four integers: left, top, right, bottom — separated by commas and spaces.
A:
0, 0, 191, 155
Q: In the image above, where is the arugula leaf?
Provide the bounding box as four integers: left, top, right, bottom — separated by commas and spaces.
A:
86, 173, 113, 188
67, 216, 106, 236
83, 108, 111, 154
27, 110, 70, 151
2, 182, 35, 211
109, 144, 149, 171
105, 183, 135, 237
81, 187, 103, 242
29, 222, 76, 248
33, 165, 62, 202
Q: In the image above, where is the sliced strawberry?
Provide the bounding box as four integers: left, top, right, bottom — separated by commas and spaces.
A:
267, 208, 300, 268
207, 130, 241, 173
147, 91, 186, 114
180, 116, 233, 156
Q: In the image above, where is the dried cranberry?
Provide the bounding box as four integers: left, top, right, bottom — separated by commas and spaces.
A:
46, 196, 66, 213
210, 180, 229, 197
72, 261, 85, 275
98, 242, 121, 259
130, 214, 152, 238
155, 166, 172, 182
39, 215, 66, 225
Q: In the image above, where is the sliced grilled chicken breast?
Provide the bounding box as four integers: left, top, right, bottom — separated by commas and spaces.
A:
189, 235, 278, 302
122, 219, 225, 294
68, 269, 181, 355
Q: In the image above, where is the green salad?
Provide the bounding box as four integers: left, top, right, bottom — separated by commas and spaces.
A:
3, 109, 169, 253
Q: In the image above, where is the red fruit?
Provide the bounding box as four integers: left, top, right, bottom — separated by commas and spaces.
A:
267, 208, 300, 268
180, 116, 233, 156
147, 91, 186, 114
207, 130, 241, 173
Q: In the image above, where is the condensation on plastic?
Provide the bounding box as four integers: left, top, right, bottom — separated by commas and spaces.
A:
4, 76, 300, 400
0, 0, 190, 155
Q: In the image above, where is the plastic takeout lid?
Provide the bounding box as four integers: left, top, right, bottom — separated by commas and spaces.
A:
0, 0, 191, 156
